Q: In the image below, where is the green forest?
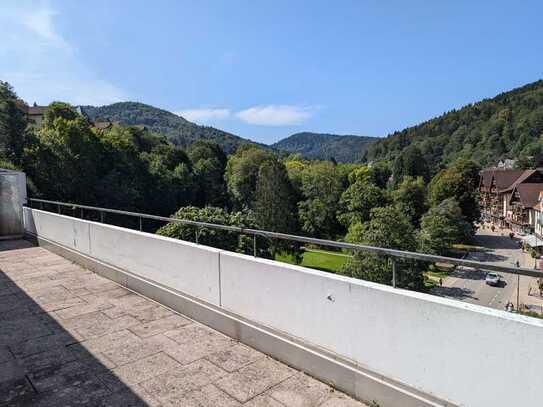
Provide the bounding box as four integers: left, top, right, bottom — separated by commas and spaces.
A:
272, 132, 376, 163
0, 81, 483, 292
367, 80, 543, 175
80, 102, 261, 154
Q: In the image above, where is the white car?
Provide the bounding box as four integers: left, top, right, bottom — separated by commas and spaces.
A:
485, 272, 501, 286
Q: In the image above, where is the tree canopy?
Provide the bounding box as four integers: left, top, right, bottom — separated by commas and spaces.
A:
342, 206, 424, 290
418, 198, 472, 255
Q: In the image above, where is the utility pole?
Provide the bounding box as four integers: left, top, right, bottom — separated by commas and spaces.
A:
517, 260, 520, 312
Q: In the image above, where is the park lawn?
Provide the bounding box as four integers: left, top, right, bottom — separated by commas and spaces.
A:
423, 266, 453, 289
276, 249, 350, 274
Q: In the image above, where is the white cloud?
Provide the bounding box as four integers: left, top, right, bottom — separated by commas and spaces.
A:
20, 7, 69, 49
0, 2, 125, 106
176, 108, 231, 124
236, 105, 314, 126
177, 104, 318, 126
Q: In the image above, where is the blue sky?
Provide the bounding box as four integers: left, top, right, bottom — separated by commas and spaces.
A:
1, 1, 542, 144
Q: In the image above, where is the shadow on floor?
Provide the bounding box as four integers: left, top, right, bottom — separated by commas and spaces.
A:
0, 239, 148, 406
430, 285, 479, 301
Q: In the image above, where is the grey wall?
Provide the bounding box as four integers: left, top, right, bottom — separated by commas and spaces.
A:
0, 169, 26, 238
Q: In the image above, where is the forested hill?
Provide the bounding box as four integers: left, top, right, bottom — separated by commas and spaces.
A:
366, 80, 543, 172
272, 132, 377, 162
79, 102, 258, 153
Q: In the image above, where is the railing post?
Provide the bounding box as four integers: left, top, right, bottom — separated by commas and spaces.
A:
253, 235, 257, 257
392, 259, 397, 288
139, 216, 143, 232
100, 211, 104, 223
195, 227, 199, 244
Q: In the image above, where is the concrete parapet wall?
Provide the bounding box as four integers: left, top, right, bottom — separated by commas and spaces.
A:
24, 208, 221, 305
23, 207, 543, 407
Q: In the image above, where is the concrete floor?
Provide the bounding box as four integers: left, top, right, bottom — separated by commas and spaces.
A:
0, 240, 366, 407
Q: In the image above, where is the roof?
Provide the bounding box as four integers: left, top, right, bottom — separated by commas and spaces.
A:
522, 235, 543, 247
480, 169, 495, 188
494, 170, 525, 191
500, 169, 540, 192
510, 183, 543, 207
27, 106, 46, 115
93, 121, 112, 130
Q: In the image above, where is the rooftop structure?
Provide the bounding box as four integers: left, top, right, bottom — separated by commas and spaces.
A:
479, 168, 543, 233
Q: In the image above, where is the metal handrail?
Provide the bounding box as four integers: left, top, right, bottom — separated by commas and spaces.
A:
27, 197, 543, 279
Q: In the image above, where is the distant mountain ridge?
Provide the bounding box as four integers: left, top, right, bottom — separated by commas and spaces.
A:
272, 132, 377, 162
366, 80, 543, 172
79, 102, 259, 154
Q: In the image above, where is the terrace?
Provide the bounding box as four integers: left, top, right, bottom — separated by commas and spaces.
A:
0, 239, 362, 406
2, 171, 543, 407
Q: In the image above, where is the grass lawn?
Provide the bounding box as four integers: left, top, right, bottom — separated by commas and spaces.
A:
276, 249, 350, 274
423, 264, 454, 289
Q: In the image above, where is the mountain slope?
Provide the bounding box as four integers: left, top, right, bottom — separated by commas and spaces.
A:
366, 80, 543, 172
272, 132, 377, 162
79, 102, 257, 153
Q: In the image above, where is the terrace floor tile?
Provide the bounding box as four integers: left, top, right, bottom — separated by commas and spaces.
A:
0, 239, 368, 406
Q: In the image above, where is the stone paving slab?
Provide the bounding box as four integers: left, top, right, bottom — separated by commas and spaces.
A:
0, 239, 368, 406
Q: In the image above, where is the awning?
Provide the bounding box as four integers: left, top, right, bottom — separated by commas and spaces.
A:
522, 235, 543, 247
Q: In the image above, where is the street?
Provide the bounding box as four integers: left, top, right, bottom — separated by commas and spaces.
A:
431, 227, 543, 313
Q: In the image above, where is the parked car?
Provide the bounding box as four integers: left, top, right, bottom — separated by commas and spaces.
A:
485, 272, 501, 286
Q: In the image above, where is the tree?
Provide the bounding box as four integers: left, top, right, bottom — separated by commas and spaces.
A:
187, 140, 227, 207
366, 80, 543, 174
428, 159, 481, 227
225, 145, 275, 209
254, 160, 300, 259
418, 198, 471, 255
254, 160, 298, 232
341, 206, 424, 290
24, 105, 199, 218
156, 206, 266, 255
24, 104, 103, 203
392, 145, 429, 185
43, 101, 79, 127
369, 161, 391, 188
337, 180, 388, 227
284, 154, 306, 201
142, 143, 195, 215
392, 176, 427, 227
298, 161, 343, 238
0, 81, 28, 165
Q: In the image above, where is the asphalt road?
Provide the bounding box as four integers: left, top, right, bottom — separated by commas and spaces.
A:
431, 229, 529, 310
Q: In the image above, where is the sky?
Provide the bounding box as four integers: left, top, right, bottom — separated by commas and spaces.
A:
1, 1, 542, 145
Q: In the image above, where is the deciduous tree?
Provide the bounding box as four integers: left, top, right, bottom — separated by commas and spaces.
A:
418, 198, 471, 255
342, 206, 424, 290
